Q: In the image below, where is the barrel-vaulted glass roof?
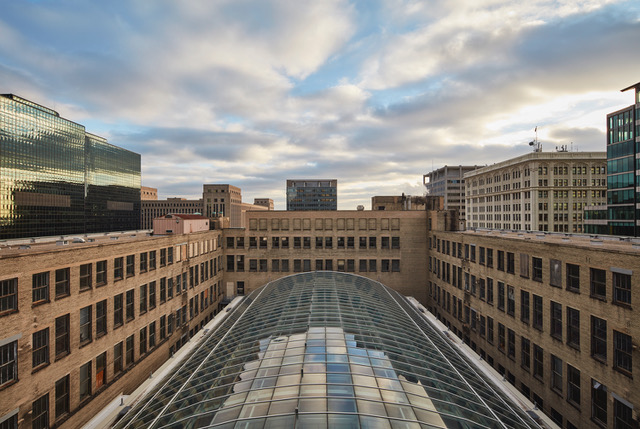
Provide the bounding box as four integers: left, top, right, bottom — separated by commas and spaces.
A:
115, 272, 540, 429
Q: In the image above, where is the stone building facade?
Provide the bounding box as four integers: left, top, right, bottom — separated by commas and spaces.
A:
0, 230, 224, 428
426, 210, 638, 428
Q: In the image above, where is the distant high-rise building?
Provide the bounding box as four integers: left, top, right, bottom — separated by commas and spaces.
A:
141, 197, 204, 229
606, 82, 640, 236
286, 179, 337, 211
0, 94, 141, 239
141, 186, 158, 200
423, 166, 477, 221
203, 184, 268, 228
464, 151, 606, 233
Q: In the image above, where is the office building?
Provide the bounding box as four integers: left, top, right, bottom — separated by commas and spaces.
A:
141, 198, 203, 229
426, 209, 638, 429
423, 165, 477, 221
464, 150, 606, 233
286, 180, 337, 211
141, 186, 158, 201
113, 271, 543, 429
253, 198, 274, 210
203, 184, 269, 228
0, 94, 141, 240
0, 228, 224, 429
606, 82, 640, 236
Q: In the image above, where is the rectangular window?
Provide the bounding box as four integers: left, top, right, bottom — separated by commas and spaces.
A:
533, 344, 543, 379
368, 260, 376, 272
114, 294, 123, 328
613, 330, 632, 375
140, 284, 147, 314
96, 352, 106, 389
521, 337, 530, 370
149, 281, 156, 310
160, 316, 166, 340
96, 260, 107, 286
497, 282, 505, 311
591, 316, 607, 362
487, 278, 493, 304
160, 248, 167, 266
149, 251, 156, 270
381, 237, 389, 249
567, 364, 580, 407
551, 355, 563, 392
114, 257, 123, 280
520, 291, 530, 324
149, 321, 156, 349
566, 263, 580, 292
96, 300, 107, 337
591, 381, 607, 425
391, 259, 400, 272
507, 252, 515, 274
139, 252, 148, 272
498, 323, 506, 352
391, 237, 400, 249
381, 259, 390, 272
80, 361, 92, 401
167, 247, 173, 264
566, 307, 580, 349
32, 393, 49, 429
497, 250, 505, 271
487, 317, 494, 344
613, 272, 631, 305
79, 263, 92, 290
590, 268, 606, 299
32, 328, 49, 369
507, 329, 515, 358
55, 375, 69, 418
369, 236, 376, 249
140, 327, 147, 355
533, 295, 543, 330
614, 398, 633, 429
126, 290, 135, 321
550, 301, 562, 340
113, 342, 123, 378
359, 260, 367, 272
32, 272, 49, 303
507, 285, 515, 316
0, 278, 18, 314
486, 248, 493, 267
125, 335, 134, 366
55, 314, 70, 357
80, 305, 92, 344
55, 268, 70, 298
532, 257, 542, 282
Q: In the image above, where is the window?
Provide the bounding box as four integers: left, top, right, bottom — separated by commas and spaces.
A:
114, 294, 123, 328
551, 301, 562, 340
591, 316, 607, 362
487, 317, 494, 344
381, 260, 390, 272
391, 237, 400, 249
149, 251, 156, 270
551, 355, 563, 392
140, 252, 148, 272
369, 237, 376, 248
614, 398, 633, 429
303, 237, 311, 249
79, 361, 91, 401
140, 284, 147, 314
368, 260, 376, 272
520, 291, 530, 324
160, 248, 167, 267
591, 380, 607, 426
32, 328, 49, 369
55, 268, 70, 298
566, 307, 580, 349
55, 375, 69, 418
567, 364, 580, 407
80, 306, 92, 344
32, 393, 49, 429
507, 252, 515, 274
532, 257, 542, 282
381, 237, 389, 249
55, 314, 70, 358
0, 341, 18, 387
497, 282, 505, 311
532, 294, 543, 330
391, 259, 400, 272
149, 321, 156, 349
126, 255, 135, 277
125, 335, 134, 366
160, 316, 166, 341
126, 290, 135, 321
167, 247, 173, 264
32, 272, 49, 303
533, 344, 543, 379
486, 248, 493, 267
359, 260, 367, 272
114, 257, 123, 280
96, 300, 107, 337
566, 263, 580, 292
96, 260, 107, 286
96, 352, 106, 389
498, 323, 506, 352
0, 278, 18, 314
521, 337, 530, 370
487, 278, 493, 304
79, 263, 92, 290
613, 272, 631, 305
507, 329, 515, 359
114, 342, 123, 376
613, 331, 632, 375
497, 250, 505, 271
590, 268, 606, 299
140, 327, 147, 355
507, 286, 515, 316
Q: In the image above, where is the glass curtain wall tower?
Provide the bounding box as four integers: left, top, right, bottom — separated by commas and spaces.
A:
0, 94, 141, 239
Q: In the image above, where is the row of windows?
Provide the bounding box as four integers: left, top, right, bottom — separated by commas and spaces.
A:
247, 217, 402, 232
226, 236, 401, 250
226, 258, 401, 274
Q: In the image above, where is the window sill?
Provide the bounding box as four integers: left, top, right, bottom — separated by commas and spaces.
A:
54, 352, 70, 362
31, 362, 50, 374
613, 367, 633, 379
32, 300, 50, 308
0, 309, 18, 318
612, 301, 632, 310
79, 340, 92, 349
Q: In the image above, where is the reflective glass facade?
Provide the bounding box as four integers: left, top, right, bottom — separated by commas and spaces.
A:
287, 180, 337, 211
116, 272, 540, 428
0, 94, 140, 239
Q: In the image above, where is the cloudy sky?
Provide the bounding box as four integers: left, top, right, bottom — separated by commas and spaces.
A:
1, 0, 639, 209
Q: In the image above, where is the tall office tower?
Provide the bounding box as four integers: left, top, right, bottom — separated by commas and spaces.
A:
464, 150, 606, 233
113, 272, 542, 429
0, 94, 141, 239
286, 179, 337, 211
423, 165, 477, 221
606, 82, 640, 236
